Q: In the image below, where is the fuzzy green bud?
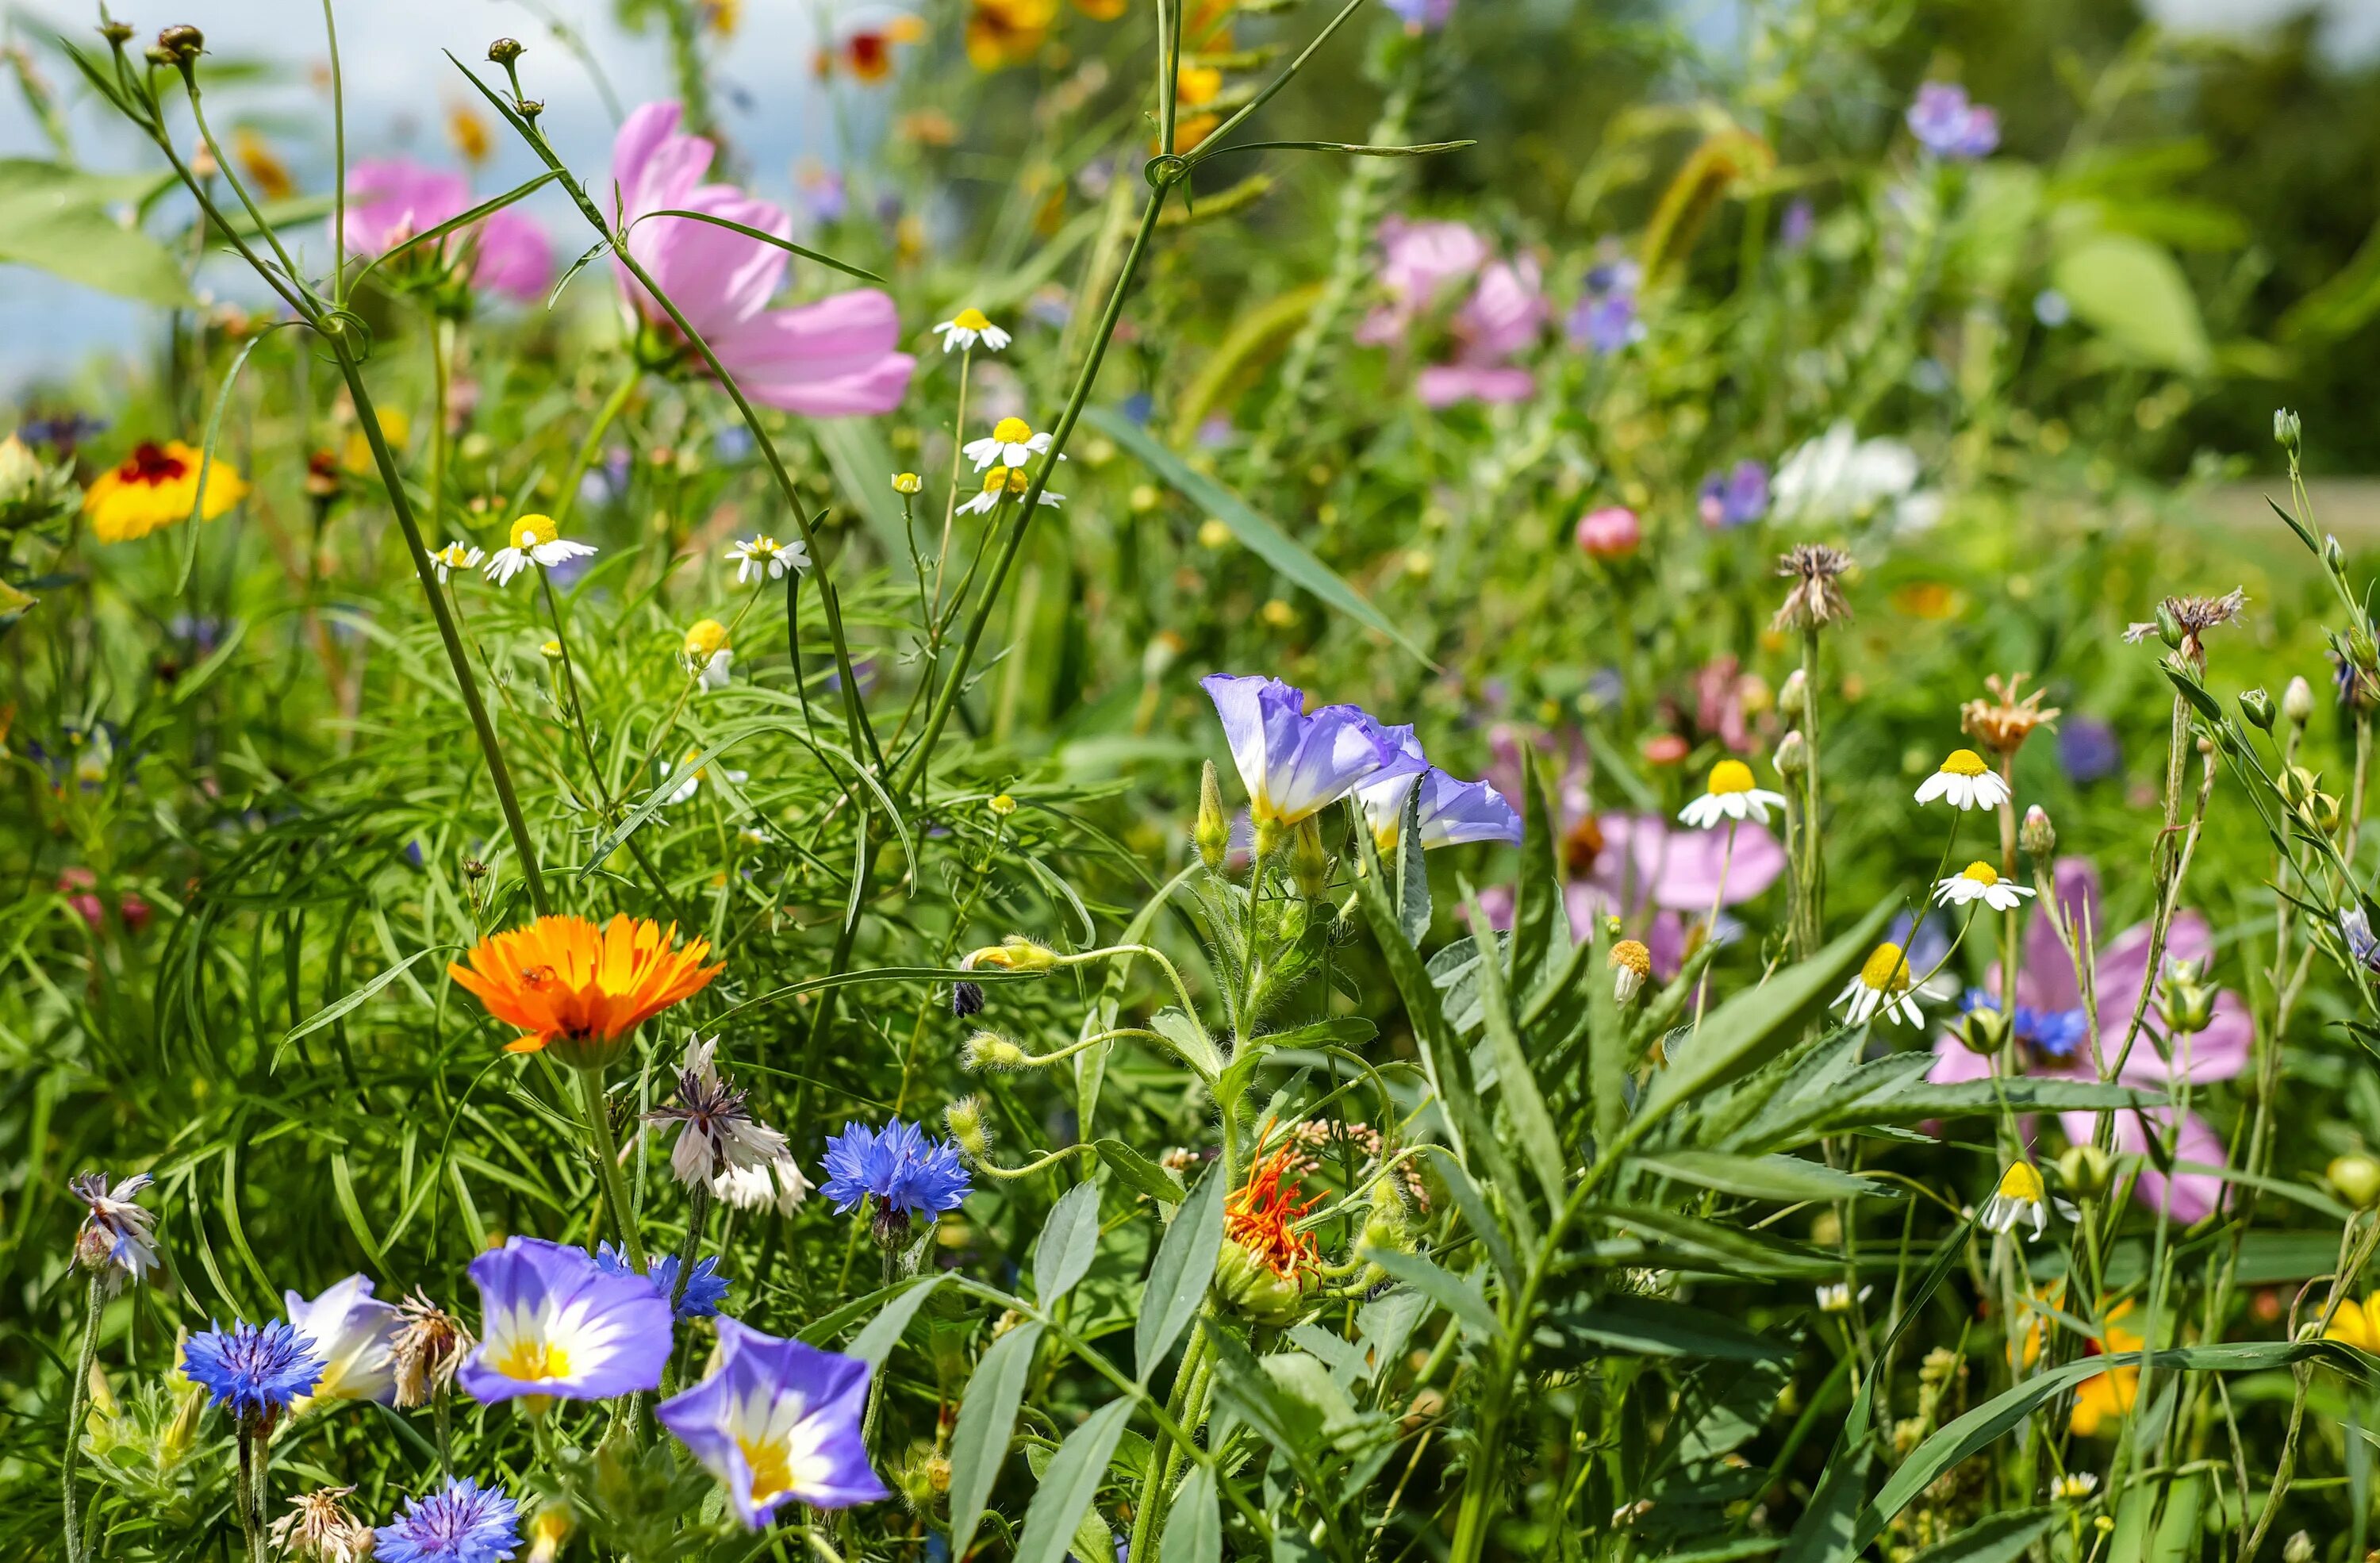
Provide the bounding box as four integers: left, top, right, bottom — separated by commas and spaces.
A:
2239, 687, 2275, 732
2328, 1153, 2380, 1209
1291, 816, 1329, 900
1212, 1238, 1308, 1327
960, 1031, 1029, 1072
1195, 759, 1230, 870
2284, 675, 2317, 727
2057, 1142, 2114, 1200
943, 1095, 992, 1160
2020, 804, 2056, 859
961, 935, 1058, 974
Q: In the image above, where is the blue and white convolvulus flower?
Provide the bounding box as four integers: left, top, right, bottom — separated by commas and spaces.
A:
1201, 674, 1409, 854
373, 1475, 522, 1563
456, 1237, 674, 1404
182, 1319, 326, 1427
594, 1242, 732, 1321
656, 1318, 890, 1525
820, 1119, 971, 1244
69, 1169, 160, 1289
283, 1273, 403, 1406
1353, 726, 1522, 851
1934, 860, 2034, 912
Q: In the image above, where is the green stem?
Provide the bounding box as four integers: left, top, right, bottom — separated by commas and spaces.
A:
578, 1066, 647, 1269
235, 1424, 268, 1563
61, 1274, 102, 1563
550, 369, 641, 535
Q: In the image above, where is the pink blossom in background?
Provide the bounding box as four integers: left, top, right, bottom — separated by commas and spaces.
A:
1575, 505, 1640, 560
612, 102, 913, 416
1357, 217, 1488, 346
58, 867, 150, 932
1418, 257, 1546, 408
338, 159, 552, 303
1928, 858, 2248, 1224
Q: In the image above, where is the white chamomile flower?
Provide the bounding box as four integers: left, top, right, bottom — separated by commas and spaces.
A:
483, 513, 596, 586
957, 464, 1065, 517
964, 416, 1061, 471
2051, 1473, 2098, 1502
681, 619, 733, 690
726, 534, 809, 584
933, 307, 1012, 355
661, 748, 747, 806
1678, 758, 1788, 829
1835, 942, 1925, 1027
1935, 859, 2034, 911
1913, 747, 2011, 811
1814, 1282, 1873, 1313
430, 541, 484, 582
1978, 1160, 2050, 1240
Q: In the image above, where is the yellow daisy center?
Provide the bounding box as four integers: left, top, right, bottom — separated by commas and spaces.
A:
1959, 861, 1999, 885
1706, 759, 1756, 795
491, 1336, 571, 1381
981, 466, 1011, 493
952, 307, 992, 331
685, 619, 728, 659
990, 417, 1032, 444
1004, 467, 1032, 493
1940, 748, 1990, 777
1995, 1162, 2045, 1203
515, 512, 559, 550
1858, 943, 1910, 993
1610, 939, 1651, 977
747, 535, 780, 557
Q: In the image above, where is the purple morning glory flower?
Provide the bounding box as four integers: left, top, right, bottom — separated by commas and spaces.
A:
1354, 726, 1522, 851
374, 1475, 521, 1563
2057, 716, 2120, 785
1906, 83, 1999, 160
1568, 291, 1643, 355
1200, 674, 1411, 839
594, 1242, 732, 1320
1699, 460, 1771, 529
819, 1119, 972, 1220
182, 1319, 324, 1426
656, 1318, 890, 1525
456, 1237, 674, 1404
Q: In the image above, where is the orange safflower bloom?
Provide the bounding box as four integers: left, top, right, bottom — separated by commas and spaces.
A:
448, 914, 723, 1068
1225, 1142, 1320, 1281
2068, 1302, 2145, 1438
83, 441, 249, 543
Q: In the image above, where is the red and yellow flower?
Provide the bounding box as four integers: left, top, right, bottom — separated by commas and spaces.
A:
448, 914, 722, 1069
82, 441, 248, 543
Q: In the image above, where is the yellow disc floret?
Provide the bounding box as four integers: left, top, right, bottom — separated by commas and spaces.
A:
1940, 748, 1990, 777
1996, 1161, 2046, 1203
990, 416, 1033, 444
1959, 861, 1999, 885
514, 512, 559, 550
684, 619, 729, 660
1859, 943, 1911, 993
1706, 759, 1756, 795
1610, 939, 1652, 978
951, 307, 992, 332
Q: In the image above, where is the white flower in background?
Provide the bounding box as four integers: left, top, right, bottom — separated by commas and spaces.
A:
1934, 860, 2034, 911
727, 534, 808, 583
933, 307, 1012, 354
2052, 1473, 2098, 1502
957, 464, 1065, 517
1914, 749, 2011, 811
1771, 421, 1937, 529
712, 1154, 812, 1214
963, 417, 1059, 471
283, 1275, 403, 1406
430, 541, 484, 582
483, 513, 596, 586
1677, 758, 1788, 829
661, 748, 747, 805
1814, 1282, 1872, 1313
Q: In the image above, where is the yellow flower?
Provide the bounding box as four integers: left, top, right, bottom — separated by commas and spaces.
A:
2068, 1304, 2145, 1437
447, 102, 493, 167
1979, 1160, 2050, 1240
2324, 1296, 2380, 1353
1177, 65, 1223, 106
341, 409, 412, 476
83, 441, 249, 543
965, 0, 1055, 69
233, 128, 294, 201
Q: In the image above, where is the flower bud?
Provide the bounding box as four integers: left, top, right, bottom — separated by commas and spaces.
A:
2325, 534, 2348, 579
2285, 675, 2317, 727
100, 20, 133, 44
2240, 687, 2275, 732
1779, 668, 1808, 721
1773, 729, 1809, 779
1290, 817, 1329, 900
891, 471, 922, 495
959, 1031, 1029, 1072
1212, 1238, 1308, 1326
949, 980, 985, 1019
2156, 959, 2217, 1037
961, 935, 1058, 973
1194, 759, 1230, 870
2354, 624, 2380, 677
2282, 765, 2320, 809
2274, 407, 2301, 453
2281, 1532, 2313, 1563
988, 793, 1017, 818
1953, 1002, 2009, 1056
2057, 1142, 2113, 1199
155, 24, 204, 63
2154, 600, 2185, 651
1610, 939, 1650, 1004
2014, 808, 2052, 863
2328, 1153, 2380, 1208
944, 1095, 992, 1159
487, 36, 525, 63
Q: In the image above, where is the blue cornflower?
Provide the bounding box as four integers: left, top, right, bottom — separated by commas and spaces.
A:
374, 1475, 521, 1563
182, 1319, 324, 1426
593, 1242, 732, 1320
1699, 460, 1770, 530
820, 1119, 972, 1220
2057, 716, 2121, 785
1906, 83, 1999, 161
2017, 1004, 2090, 1059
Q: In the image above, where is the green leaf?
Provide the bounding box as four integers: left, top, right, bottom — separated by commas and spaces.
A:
278, 944, 456, 1066
625, 206, 888, 284
1360, 1247, 1499, 1343
850, 1274, 948, 1368
1097, 1139, 1184, 1204
1033, 1181, 1104, 1306
1012, 1398, 1134, 1563
1394, 781, 1430, 946
1466, 889, 1568, 1212
1137, 1164, 1226, 1379
1152, 1006, 1226, 1081
1082, 404, 1434, 667
1535, 1292, 1790, 1363
1161, 1467, 1223, 1563
1589, 1203, 1841, 1279
947, 1320, 1045, 1560
2050, 233, 2212, 374
348, 171, 560, 295
1637, 894, 1895, 1130
0, 159, 191, 305
1902, 1508, 2060, 1563
1637, 1150, 1891, 1203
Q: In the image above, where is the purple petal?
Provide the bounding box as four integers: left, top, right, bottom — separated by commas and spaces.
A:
458, 1238, 674, 1404
658, 1318, 889, 1525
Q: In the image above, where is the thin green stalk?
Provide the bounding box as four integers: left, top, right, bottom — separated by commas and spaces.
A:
61, 1274, 102, 1563
577, 1067, 647, 1269
235, 1424, 268, 1563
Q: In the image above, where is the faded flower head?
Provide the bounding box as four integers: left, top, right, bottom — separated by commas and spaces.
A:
1961, 672, 2059, 756
71, 1170, 160, 1289
1772, 544, 1854, 633
2125, 588, 2246, 660
647, 1035, 790, 1189
271, 1487, 374, 1563
389, 1290, 474, 1409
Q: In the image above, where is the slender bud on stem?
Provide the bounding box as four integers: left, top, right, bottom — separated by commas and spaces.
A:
1778, 667, 1807, 721
944, 1095, 992, 1160
2273, 406, 2301, 454
2058, 1142, 2113, 1199
2283, 675, 2316, 727
1773, 729, 1809, 779
1195, 759, 1230, 870
2239, 687, 2275, 732
2020, 804, 2056, 859
959, 1031, 1030, 1072
487, 36, 525, 63
1291, 817, 1329, 900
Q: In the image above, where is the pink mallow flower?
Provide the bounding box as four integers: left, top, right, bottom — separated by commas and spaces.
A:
612, 102, 914, 416
339, 159, 552, 302
1418, 257, 1546, 408
1927, 857, 2248, 1224
1575, 505, 1640, 560
1357, 217, 1489, 347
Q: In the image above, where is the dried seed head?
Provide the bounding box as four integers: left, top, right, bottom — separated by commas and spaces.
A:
1772, 544, 1854, 633
1960, 672, 2059, 755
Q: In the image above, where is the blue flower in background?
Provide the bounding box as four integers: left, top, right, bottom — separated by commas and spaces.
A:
182, 1319, 324, 1426
1699, 460, 1770, 529
1907, 83, 1999, 160
1568, 290, 1642, 355
820, 1119, 972, 1220
594, 1242, 732, 1320
374, 1475, 521, 1563
2058, 716, 2120, 785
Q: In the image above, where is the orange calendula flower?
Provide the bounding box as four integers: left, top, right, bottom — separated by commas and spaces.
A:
2068, 1303, 2145, 1437
83, 441, 249, 543
448, 914, 723, 1070
1224, 1142, 1320, 1281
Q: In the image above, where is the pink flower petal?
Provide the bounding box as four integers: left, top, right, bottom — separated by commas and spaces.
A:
713, 290, 915, 416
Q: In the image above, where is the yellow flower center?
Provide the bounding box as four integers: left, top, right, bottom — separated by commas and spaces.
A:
1004, 467, 1031, 493
990, 417, 1032, 444
515, 513, 559, 550
1959, 861, 1999, 885
1706, 759, 1756, 795
685, 619, 728, 659
491, 1336, 571, 1381
1940, 748, 1990, 778
1858, 943, 1911, 993
952, 307, 992, 331
981, 466, 1011, 494
747, 534, 780, 557
1995, 1161, 2046, 1204
1610, 939, 1651, 977
740, 1434, 793, 1503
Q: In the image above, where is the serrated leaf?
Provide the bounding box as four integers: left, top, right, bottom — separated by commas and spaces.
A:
1033, 1181, 1104, 1305
1137, 1164, 1226, 1378
948, 1321, 1045, 1560
1012, 1399, 1134, 1563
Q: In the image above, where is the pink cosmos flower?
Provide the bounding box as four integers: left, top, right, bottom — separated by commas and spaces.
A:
1928, 858, 2248, 1224
1418, 257, 1546, 408
339, 158, 552, 302
612, 102, 914, 416
1357, 217, 1489, 347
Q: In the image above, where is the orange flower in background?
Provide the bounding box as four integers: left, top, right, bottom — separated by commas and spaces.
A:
448, 914, 723, 1068
83, 441, 249, 543
233, 127, 294, 200
833, 10, 928, 82
1225, 1142, 1320, 1281
2067, 1302, 2145, 1438
447, 102, 493, 167
1073, 0, 1127, 17
966, 0, 1055, 70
